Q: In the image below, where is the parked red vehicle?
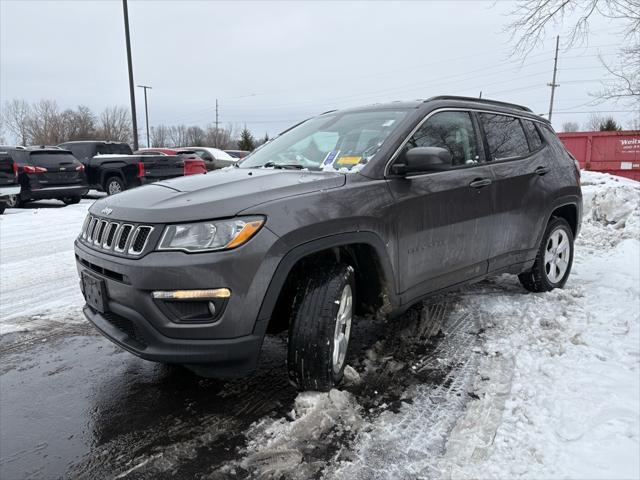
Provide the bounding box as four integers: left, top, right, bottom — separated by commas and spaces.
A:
558, 131, 640, 181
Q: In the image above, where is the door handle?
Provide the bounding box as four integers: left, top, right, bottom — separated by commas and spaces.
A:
535, 166, 550, 176
469, 178, 492, 189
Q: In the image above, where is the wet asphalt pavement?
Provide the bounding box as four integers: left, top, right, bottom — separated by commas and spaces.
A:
0, 294, 478, 480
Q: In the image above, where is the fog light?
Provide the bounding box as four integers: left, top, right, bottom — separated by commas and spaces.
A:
151, 288, 231, 300
208, 301, 216, 316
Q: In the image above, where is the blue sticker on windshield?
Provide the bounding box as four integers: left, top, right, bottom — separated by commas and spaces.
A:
323, 150, 340, 165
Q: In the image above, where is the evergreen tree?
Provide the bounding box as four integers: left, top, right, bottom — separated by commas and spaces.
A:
261, 132, 270, 145
599, 117, 622, 132
238, 127, 256, 151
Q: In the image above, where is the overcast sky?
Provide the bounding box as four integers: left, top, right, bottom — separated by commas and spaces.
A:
0, 0, 634, 141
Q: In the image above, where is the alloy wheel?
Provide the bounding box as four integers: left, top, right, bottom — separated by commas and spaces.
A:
332, 284, 353, 374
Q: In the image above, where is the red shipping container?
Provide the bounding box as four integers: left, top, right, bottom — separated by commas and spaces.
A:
558, 131, 640, 181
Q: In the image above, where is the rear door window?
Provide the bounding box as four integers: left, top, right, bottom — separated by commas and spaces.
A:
407, 111, 481, 167
96, 143, 133, 155
479, 114, 530, 161
522, 120, 543, 151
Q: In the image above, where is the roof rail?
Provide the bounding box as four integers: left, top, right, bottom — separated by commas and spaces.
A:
425, 95, 532, 112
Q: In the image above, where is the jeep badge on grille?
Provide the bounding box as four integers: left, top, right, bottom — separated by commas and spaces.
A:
101, 207, 113, 216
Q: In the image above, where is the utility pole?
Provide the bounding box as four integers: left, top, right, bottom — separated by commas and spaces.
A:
137, 85, 152, 147
547, 35, 560, 122
214, 99, 219, 147
122, 0, 138, 150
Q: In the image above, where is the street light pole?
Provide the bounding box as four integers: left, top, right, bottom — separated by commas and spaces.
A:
137, 85, 152, 148
122, 0, 138, 150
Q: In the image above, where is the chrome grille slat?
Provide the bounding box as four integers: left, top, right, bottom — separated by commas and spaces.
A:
115, 224, 134, 253
88, 217, 99, 241
128, 226, 153, 255
80, 215, 91, 239
102, 222, 120, 249
94, 220, 108, 245
79, 215, 154, 256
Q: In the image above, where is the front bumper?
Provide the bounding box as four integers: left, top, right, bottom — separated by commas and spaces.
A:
84, 305, 263, 375
75, 226, 283, 373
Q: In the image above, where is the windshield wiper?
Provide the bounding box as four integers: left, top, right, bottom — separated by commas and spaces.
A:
262, 161, 305, 170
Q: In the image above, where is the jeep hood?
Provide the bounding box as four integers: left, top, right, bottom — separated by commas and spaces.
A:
90, 168, 346, 223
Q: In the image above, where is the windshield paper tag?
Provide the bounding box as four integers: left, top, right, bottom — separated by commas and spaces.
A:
335, 156, 361, 166
323, 150, 340, 165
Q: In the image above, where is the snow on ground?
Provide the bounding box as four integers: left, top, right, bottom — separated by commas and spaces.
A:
0, 196, 100, 334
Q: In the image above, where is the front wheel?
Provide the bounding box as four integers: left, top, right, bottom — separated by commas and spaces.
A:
519, 217, 574, 292
287, 263, 355, 391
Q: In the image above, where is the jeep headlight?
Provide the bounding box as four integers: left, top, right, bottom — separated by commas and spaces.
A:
158, 217, 265, 252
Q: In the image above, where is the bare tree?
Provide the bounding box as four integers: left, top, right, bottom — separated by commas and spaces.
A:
2, 99, 32, 146
27, 99, 64, 145
584, 113, 604, 130
168, 125, 187, 148
98, 106, 132, 143
561, 121, 580, 132
505, 1, 639, 54
185, 126, 206, 146
504, 1, 640, 105
58, 105, 97, 142
627, 116, 640, 130
150, 125, 170, 147
595, 44, 640, 108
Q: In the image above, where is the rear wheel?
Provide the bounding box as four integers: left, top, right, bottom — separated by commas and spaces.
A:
287, 263, 355, 391
105, 176, 126, 195
62, 196, 81, 205
519, 217, 574, 292
5, 195, 23, 208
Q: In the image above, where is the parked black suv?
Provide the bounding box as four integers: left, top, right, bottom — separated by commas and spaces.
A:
6, 146, 89, 207
0, 148, 20, 213
59, 140, 188, 195
75, 96, 582, 390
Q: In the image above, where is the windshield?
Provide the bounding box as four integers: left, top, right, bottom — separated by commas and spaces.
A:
239, 109, 409, 172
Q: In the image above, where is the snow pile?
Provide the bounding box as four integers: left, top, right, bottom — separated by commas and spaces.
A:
236, 389, 362, 479
0, 200, 94, 334
579, 170, 640, 250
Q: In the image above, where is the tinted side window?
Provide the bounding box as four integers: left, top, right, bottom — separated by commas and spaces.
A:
522, 120, 543, 151
479, 114, 529, 161
407, 111, 480, 166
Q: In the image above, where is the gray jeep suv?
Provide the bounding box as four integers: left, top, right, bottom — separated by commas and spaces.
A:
74, 96, 582, 391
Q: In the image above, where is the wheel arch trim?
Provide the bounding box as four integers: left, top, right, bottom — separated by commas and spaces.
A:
255, 231, 398, 330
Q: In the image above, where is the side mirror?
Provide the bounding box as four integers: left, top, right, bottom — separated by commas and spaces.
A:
391, 147, 452, 175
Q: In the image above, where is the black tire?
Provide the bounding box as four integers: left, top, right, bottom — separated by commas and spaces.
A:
0, 203, 5, 214
287, 263, 355, 391
62, 196, 81, 205
519, 217, 574, 292
104, 176, 126, 195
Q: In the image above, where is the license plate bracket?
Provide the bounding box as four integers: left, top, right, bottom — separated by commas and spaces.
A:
81, 272, 108, 313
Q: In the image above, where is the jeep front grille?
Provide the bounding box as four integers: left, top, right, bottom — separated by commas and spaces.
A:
79, 215, 154, 256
